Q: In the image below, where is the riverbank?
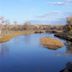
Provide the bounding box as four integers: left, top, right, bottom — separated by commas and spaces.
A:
55, 33, 72, 42
0, 31, 34, 43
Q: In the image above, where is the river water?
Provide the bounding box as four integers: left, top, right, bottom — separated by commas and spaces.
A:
0, 33, 72, 72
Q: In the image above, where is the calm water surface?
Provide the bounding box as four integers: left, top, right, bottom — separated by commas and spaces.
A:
0, 33, 72, 72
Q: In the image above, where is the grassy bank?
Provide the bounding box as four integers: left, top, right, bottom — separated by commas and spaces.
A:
40, 37, 64, 49
0, 31, 34, 43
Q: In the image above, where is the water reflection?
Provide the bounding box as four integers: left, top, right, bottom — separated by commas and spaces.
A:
41, 39, 72, 54
65, 41, 72, 54
0, 34, 72, 72
40, 39, 72, 57
24, 35, 31, 44
0, 43, 9, 56
60, 62, 72, 72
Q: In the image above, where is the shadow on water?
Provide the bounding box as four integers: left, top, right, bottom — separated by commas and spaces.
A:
0, 43, 9, 57
60, 62, 72, 72
59, 41, 72, 72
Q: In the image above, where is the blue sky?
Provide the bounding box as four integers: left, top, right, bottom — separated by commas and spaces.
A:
0, 0, 72, 24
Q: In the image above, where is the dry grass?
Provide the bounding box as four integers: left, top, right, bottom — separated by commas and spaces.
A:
40, 37, 64, 49
0, 31, 34, 43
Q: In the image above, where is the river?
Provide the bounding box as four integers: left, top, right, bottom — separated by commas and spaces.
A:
0, 33, 72, 72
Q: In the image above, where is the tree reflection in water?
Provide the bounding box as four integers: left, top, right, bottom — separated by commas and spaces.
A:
40, 40, 72, 56
60, 62, 72, 72
0, 43, 9, 56
65, 41, 72, 54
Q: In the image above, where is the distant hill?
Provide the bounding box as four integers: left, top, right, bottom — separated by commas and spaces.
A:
30, 18, 66, 25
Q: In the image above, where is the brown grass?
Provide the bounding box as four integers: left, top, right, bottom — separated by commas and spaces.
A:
40, 37, 64, 49
0, 31, 34, 43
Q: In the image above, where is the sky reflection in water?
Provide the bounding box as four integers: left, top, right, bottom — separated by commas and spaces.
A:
0, 34, 72, 72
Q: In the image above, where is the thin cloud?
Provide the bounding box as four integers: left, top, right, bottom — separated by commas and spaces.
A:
48, 2, 65, 5
36, 11, 64, 18
47, 0, 72, 5
65, 0, 72, 2
36, 11, 72, 20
